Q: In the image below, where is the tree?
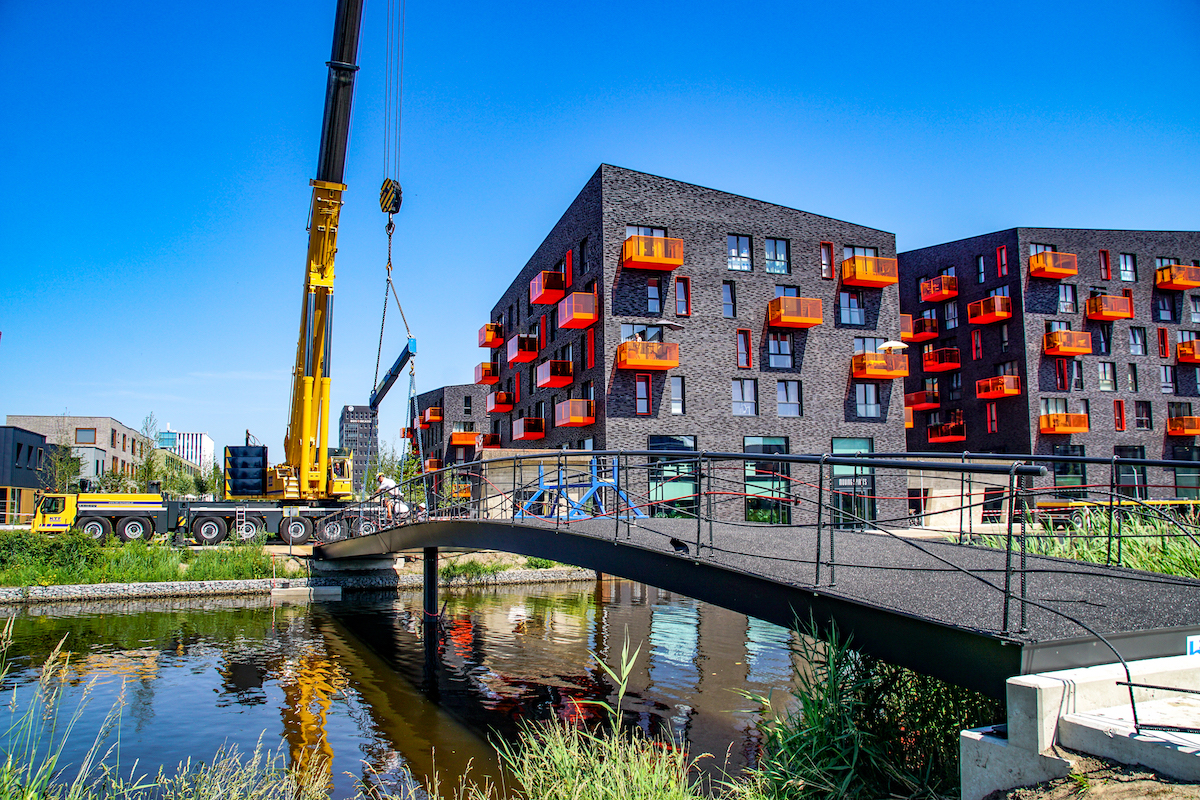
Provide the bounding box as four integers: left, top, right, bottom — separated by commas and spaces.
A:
95, 469, 132, 493
161, 454, 196, 498
206, 461, 224, 501
134, 412, 160, 492
39, 411, 81, 492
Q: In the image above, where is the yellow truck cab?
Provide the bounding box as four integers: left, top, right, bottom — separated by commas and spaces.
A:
32, 492, 167, 542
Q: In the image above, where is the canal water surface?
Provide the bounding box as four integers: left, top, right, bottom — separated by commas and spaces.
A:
0, 580, 798, 797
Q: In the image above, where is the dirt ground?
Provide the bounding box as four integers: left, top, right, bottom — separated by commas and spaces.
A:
990, 753, 1200, 799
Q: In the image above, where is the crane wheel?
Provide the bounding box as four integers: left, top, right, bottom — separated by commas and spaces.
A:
319, 518, 347, 543
350, 516, 377, 537
79, 517, 112, 542
117, 517, 154, 543
235, 515, 267, 541
194, 516, 228, 546
280, 516, 312, 546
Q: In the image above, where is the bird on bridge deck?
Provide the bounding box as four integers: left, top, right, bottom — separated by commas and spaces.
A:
669, 537, 689, 555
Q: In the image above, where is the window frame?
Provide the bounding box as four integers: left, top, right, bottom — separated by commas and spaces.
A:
736, 329, 753, 368
777, 379, 801, 417
765, 237, 790, 275
670, 376, 685, 415
674, 276, 691, 316
635, 373, 652, 416
996, 245, 1008, 277
732, 378, 758, 416
722, 281, 736, 318
727, 234, 752, 271
820, 242, 834, 279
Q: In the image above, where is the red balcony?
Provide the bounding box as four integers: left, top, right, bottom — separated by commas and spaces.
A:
507, 334, 538, 364
479, 322, 504, 348
1043, 330, 1092, 356
1029, 251, 1078, 279
976, 375, 1022, 399
486, 391, 514, 413
841, 256, 898, 287
922, 348, 961, 373
1039, 413, 1089, 434
851, 353, 908, 379
909, 316, 938, 342
477, 433, 501, 449
1085, 295, 1134, 321
1179, 341, 1200, 364
536, 359, 573, 388
449, 431, 478, 446
767, 296, 822, 328
401, 428, 415, 440
904, 390, 939, 410
418, 419, 430, 430
558, 292, 598, 329
928, 421, 966, 443
900, 314, 913, 341
1168, 417, 1200, 436
530, 270, 566, 305
555, 399, 595, 427
423, 407, 442, 424
423, 459, 442, 472
920, 275, 958, 303
967, 296, 1012, 324
621, 236, 684, 271
475, 362, 499, 385
512, 417, 545, 441
905, 407, 913, 429
616, 341, 679, 370
1156, 264, 1200, 291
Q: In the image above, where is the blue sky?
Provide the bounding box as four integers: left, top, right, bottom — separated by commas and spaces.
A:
1, 0, 1197, 458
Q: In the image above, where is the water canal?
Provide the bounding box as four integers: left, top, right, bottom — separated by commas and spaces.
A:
0, 579, 798, 796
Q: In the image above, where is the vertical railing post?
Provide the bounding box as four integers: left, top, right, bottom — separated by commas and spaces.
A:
1002, 463, 1019, 634
959, 451, 968, 544
555, 452, 563, 532
1107, 456, 1117, 564
707, 455, 714, 551
815, 454, 827, 586
1019, 479, 1029, 632
614, 454, 621, 542
695, 454, 702, 555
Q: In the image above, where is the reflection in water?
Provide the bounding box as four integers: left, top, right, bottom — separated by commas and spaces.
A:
0, 581, 797, 797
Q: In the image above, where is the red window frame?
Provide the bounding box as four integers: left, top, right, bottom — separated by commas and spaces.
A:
820, 241, 834, 279
986, 402, 998, 433
1055, 358, 1069, 391
675, 276, 691, 316
539, 315, 547, 350
1114, 399, 1126, 431
1159, 327, 1170, 358
996, 245, 1008, 277
515, 374, 520, 403
736, 329, 752, 368
635, 373, 651, 415
586, 329, 595, 369
1099, 249, 1111, 280
564, 248, 573, 288
971, 329, 982, 360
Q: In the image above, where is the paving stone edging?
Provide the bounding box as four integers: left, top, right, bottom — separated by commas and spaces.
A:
0, 568, 598, 605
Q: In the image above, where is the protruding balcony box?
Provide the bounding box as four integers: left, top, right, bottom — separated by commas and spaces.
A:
558, 292, 598, 329
967, 296, 1012, 324
1043, 330, 1092, 356
1156, 264, 1200, 291
418, 419, 430, 430
904, 390, 939, 410
976, 375, 1022, 399
920, 275, 958, 303
478, 322, 504, 348
555, 399, 595, 427
1029, 251, 1078, 279
449, 432, 478, 446
401, 428, 416, 440
851, 353, 908, 379
841, 256, 899, 287
507, 334, 538, 364
767, 296, 822, 328
1168, 417, 1200, 436
922, 348, 961, 373
477, 433, 501, 449
905, 408, 914, 429
1179, 341, 1200, 364
423, 459, 442, 472
928, 421, 966, 443
475, 362, 499, 385
621, 235, 684, 271
900, 314, 913, 341
910, 316, 938, 342
1039, 413, 1089, 434
529, 270, 566, 305
512, 417, 545, 441
423, 407, 443, 424
616, 341, 679, 370
536, 359, 573, 388
1085, 295, 1134, 321
486, 391, 514, 413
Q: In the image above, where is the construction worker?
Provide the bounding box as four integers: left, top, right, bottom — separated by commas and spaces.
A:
375, 473, 408, 521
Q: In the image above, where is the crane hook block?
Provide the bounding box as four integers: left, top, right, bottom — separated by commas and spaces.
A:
379, 179, 402, 214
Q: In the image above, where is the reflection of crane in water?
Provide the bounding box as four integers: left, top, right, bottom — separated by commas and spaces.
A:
278, 652, 347, 781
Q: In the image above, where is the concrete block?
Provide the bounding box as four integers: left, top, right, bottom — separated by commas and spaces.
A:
960, 728, 1072, 800
270, 586, 342, 602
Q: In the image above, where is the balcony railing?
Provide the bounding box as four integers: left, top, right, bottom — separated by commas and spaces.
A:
616, 341, 679, 370
449, 431, 478, 446
536, 359, 573, 388
905, 407, 913, 429
909, 316, 938, 341
477, 433, 501, 449
529, 270, 566, 305
976, 375, 1022, 399
401, 428, 415, 440
851, 352, 908, 379
422, 407, 442, 424
1029, 251, 1078, 279
967, 296, 1012, 325
1085, 295, 1134, 321
1043, 330, 1092, 356
841, 255, 899, 287
1039, 413, 1089, 434
1156, 264, 1200, 291
1179, 341, 1200, 364
478, 322, 504, 348
475, 362, 499, 385
555, 399, 595, 427
928, 421, 966, 443
1168, 417, 1200, 436
423, 459, 442, 472
767, 296, 822, 328
621, 236, 684, 271
558, 292, 598, 329
900, 314, 913, 341
486, 391, 514, 413
920, 275, 958, 303
512, 417, 545, 441
922, 348, 961, 372
904, 390, 939, 410
507, 334, 538, 364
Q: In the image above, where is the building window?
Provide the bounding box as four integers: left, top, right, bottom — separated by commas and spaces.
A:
976, 255, 986, 284
1000, 323, 1009, 352
1162, 364, 1176, 393
854, 337, 886, 354
1159, 327, 1170, 358
722, 281, 736, 318
765, 238, 789, 274
996, 245, 1008, 277
1135, 400, 1153, 430
1114, 446, 1148, 499
1129, 363, 1139, 392
971, 329, 982, 360
845, 245, 878, 260
986, 402, 998, 433
946, 372, 962, 402
1157, 256, 1181, 269
855, 383, 880, 418
675, 277, 691, 316
1058, 284, 1077, 314
1119, 253, 1137, 281
635, 374, 651, 415
1098, 362, 1117, 391
647, 278, 661, 314
777, 380, 801, 416
1113, 399, 1126, 431
1055, 358, 1069, 391
75, 428, 96, 445
578, 238, 588, 274
1051, 443, 1086, 499
775, 285, 799, 298
620, 323, 663, 341
463, 395, 472, 415
732, 379, 758, 416
839, 291, 864, 325
1099, 249, 1111, 280
670, 376, 684, 415
944, 301, 958, 330
744, 436, 790, 524
1097, 323, 1112, 355
1191, 296, 1200, 324
768, 332, 792, 368
997, 360, 1019, 376
628, 225, 665, 239
736, 329, 752, 368
728, 235, 751, 271
1129, 327, 1146, 355
820, 242, 834, 279
1155, 294, 1175, 322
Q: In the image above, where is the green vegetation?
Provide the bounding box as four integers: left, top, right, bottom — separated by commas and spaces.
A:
523, 557, 559, 570
438, 558, 508, 581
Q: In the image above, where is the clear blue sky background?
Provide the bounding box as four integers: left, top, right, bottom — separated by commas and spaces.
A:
1, 0, 1196, 458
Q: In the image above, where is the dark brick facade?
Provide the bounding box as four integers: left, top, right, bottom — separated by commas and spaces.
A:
415, 384, 490, 465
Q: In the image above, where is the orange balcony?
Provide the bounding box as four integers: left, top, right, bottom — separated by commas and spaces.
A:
767, 296, 823, 328
928, 421, 966, 443
1043, 330, 1092, 356
920, 275, 958, 303
530, 270, 566, 305
967, 296, 1013, 324
1179, 341, 1200, 364
555, 399, 595, 427
900, 314, 913, 341
475, 362, 499, 385
922, 348, 961, 373
507, 334, 538, 364
536, 359, 573, 388
976, 375, 1022, 399
1029, 251, 1078, 279
1039, 413, 1089, 434
423, 459, 442, 472
851, 352, 908, 379
1156, 264, 1200, 291
423, 407, 443, 425
486, 391, 514, 413
418, 419, 430, 430
1085, 295, 1134, 321
905, 407, 913, 429
909, 316, 938, 342
478, 322, 504, 348
401, 427, 415, 440
512, 417, 545, 441
558, 292, 598, 329
905, 390, 939, 410
621, 235, 684, 271
841, 256, 898, 287
449, 431, 478, 446
1168, 417, 1200, 436
477, 433, 501, 449
616, 341, 679, 370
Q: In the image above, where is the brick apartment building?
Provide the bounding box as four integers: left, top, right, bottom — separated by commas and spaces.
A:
413, 384, 490, 469
899, 228, 1200, 498
471, 164, 908, 523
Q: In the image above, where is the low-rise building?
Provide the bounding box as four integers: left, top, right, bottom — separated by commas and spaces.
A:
0, 426, 47, 524
5, 415, 145, 482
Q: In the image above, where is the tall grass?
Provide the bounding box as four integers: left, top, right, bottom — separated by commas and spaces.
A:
438, 559, 508, 581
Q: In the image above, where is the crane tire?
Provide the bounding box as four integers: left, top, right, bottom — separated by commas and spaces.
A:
235, 515, 267, 541
280, 516, 312, 546
319, 518, 347, 543
1069, 510, 1087, 529
350, 516, 377, 537
79, 516, 112, 542
194, 516, 228, 546
117, 516, 154, 543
